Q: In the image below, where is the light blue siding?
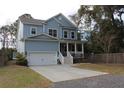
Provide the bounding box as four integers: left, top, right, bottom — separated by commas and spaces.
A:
55, 14, 77, 39
17, 13, 82, 60
45, 16, 77, 39
22, 14, 78, 40
23, 24, 43, 38
25, 40, 59, 52
62, 28, 77, 40
45, 18, 63, 38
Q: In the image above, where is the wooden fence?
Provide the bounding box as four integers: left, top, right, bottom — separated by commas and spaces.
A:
0, 50, 5, 66
84, 53, 124, 64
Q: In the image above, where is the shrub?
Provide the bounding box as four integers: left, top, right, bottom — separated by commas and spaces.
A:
5, 48, 16, 60
16, 52, 27, 66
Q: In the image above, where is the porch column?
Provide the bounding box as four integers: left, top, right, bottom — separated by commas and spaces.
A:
75, 42, 77, 54
82, 43, 84, 58
58, 41, 60, 52
67, 42, 69, 56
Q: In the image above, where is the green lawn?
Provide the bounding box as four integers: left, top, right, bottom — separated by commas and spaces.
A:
75, 63, 124, 74
0, 63, 51, 88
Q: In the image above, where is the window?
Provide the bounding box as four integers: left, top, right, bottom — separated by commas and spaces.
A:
30, 27, 37, 35
71, 32, 75, 39
53, 30, 57, 37
49, 29, 57, 37
49, 29, 52, 36
64, 31, 68, 38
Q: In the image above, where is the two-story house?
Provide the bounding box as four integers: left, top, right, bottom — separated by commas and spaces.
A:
17, 13, 85, 66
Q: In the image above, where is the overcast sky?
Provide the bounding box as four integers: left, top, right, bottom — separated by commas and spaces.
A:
0, 0, 124, 26
0, 0, 82, 26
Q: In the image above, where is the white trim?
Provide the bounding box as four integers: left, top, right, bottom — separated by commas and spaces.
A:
30, 27, 37, 36
25, 38, 59, 41
59, 51, 64, 64
26, 32, 59, 40
75, 43, 77, 54
28, 51, 57, 53
48, 28, 58, 37
58, 41, 60, 52
66, 42, 69, 56
82, 43, 84, 54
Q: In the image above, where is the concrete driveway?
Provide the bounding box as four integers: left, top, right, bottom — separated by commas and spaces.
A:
30, 65, 107, 82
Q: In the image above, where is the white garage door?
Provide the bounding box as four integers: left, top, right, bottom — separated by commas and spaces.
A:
28, 52, 57, 66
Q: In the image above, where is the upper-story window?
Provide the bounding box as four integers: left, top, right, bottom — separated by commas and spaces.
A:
30, 27, 37, 35
71, 32, 75, 39
49, 29, 57, 37
64, 31, 68, 38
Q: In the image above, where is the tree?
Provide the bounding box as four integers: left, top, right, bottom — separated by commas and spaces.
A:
0, 25, 10, 65
0, 20, 18, 49
0, 25, 10, 48
9, 21, 18, 48
76, 5, 124, 53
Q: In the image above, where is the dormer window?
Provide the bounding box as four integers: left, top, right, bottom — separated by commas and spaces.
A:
49, 29, 57, 37
30, 27, 37, 35
71, 32, 75, 39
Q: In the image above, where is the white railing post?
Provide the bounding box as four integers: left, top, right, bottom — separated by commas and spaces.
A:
75, 42, 77, 54
82, 43, 84, 58
67, 42, 69, 56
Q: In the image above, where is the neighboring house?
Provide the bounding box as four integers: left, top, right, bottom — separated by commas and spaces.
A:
17, 13, 86, 66
80, 30, 91, 40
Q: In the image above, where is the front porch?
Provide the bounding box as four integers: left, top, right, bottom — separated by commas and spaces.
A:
60, 42, 84, 57
58, 41, 84, 64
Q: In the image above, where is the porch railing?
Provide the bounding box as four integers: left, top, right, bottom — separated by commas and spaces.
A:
58, 51, 64, 64
67, 51, 73, 64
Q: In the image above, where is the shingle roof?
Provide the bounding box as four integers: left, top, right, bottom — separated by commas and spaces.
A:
19, 16, 46, 25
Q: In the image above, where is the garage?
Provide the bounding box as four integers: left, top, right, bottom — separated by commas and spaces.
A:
28, 52, 57, 66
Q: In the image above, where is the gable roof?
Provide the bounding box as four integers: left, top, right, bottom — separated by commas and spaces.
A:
19, 13, 77, 27
57, 13, 77, 27
25, 33, 59, 41
46, 13, 77, 27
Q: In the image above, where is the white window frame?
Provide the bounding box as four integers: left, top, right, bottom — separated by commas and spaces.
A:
30, 27, 37, 36
71, 31, 75, 39
63, 30, 68, 39
48, 28, 57, 37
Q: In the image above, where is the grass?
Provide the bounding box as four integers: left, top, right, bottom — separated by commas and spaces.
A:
75, 63, 124, 75
0, 61, 51, 88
